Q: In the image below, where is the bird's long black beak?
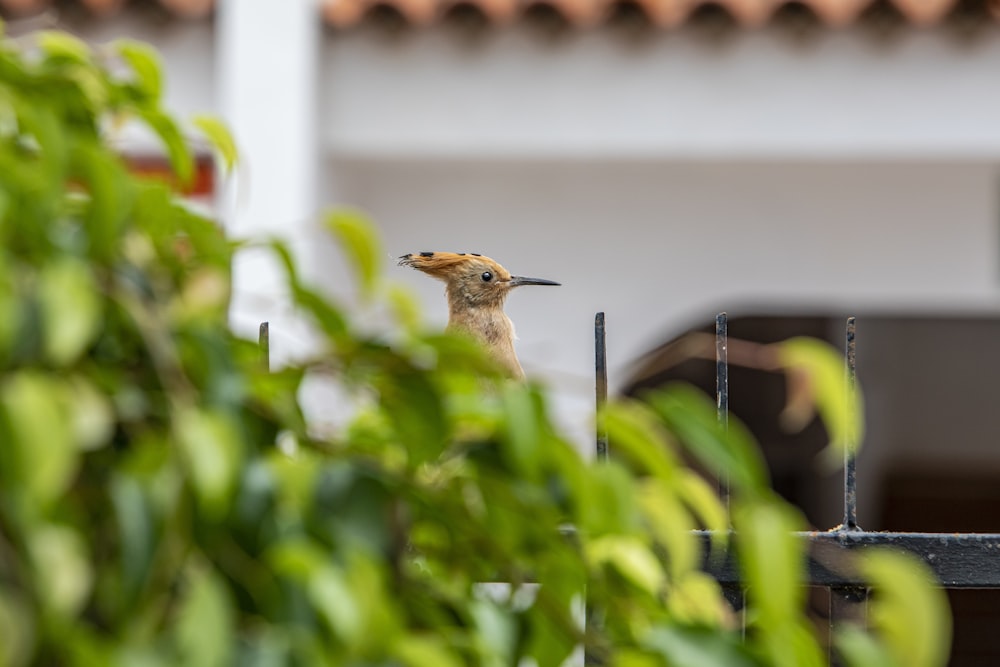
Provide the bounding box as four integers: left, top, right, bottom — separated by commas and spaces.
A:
509, 276, 561, 287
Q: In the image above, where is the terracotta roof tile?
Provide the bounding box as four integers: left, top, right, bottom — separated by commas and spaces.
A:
1, 0, 996, 28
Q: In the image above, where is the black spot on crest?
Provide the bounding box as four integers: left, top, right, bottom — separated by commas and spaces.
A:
420, 252, 434, 257
471, 253, 481, 257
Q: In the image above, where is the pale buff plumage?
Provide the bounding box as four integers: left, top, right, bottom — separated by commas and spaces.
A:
398, 251, 560, 380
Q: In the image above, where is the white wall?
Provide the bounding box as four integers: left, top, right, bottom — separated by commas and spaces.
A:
322, 26, 1000, 159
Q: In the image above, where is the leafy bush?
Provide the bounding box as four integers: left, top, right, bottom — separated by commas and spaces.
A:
0, 29, 949, 667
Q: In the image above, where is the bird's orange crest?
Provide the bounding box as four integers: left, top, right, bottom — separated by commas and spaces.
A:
397, 251, 511, 282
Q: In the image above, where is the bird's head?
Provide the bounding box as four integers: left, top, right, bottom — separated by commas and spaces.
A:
398, 251, 560, 307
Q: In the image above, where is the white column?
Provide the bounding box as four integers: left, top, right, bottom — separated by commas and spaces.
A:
217, 0, 321, 361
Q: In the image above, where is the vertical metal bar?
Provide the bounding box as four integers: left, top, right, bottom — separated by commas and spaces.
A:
716, 312, 729, 508
830, 317, 867, 663
595, 312, 608, 462
715, 312, 743, 617
844, 317, 858, 531
259, 321, 270, 371
587, 313, 610, 666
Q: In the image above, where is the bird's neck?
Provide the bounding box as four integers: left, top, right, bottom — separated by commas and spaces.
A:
446, 297, 523, 380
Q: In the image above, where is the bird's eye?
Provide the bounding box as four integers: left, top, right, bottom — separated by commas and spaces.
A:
481, 271, 493, 282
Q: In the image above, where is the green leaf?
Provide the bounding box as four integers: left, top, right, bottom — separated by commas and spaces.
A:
175, 563, 235, 667
394, 636, 464, 667
308, 563, 363, 643
636, 479, 697, 580
835, 627, 896, 667
644, 385, 768, 497
587, 535, 665, 595
70, 141, 133, 258
110, 475, 156, 605
599, 400, 680, 480
37, 31, 91, 63
675, 470, 728, 535
192, 115, 237, 173
375, 365, 448, 466
860, 549, 951, 667
667, 572, 730, 628
174, 408, 244, 518
28, 524, 93, 617
1, 373, 77, 509
579, 462, 639, 537
324, 209, 382, 297
117, 40, 163, 101
39, 258, 102, 365
140, 109, 193, 187
734, 500, 805, 628
68, 376, 114, 450
386, 283, 422, 332
0, 589, 34, 667
643, 626, 755, 667
499, 383, 545, 478
777, 337, 864, 465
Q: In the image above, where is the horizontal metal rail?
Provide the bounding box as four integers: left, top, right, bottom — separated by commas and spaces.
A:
698, 530, 1000, 589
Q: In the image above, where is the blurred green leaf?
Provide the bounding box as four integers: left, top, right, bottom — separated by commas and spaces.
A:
599, 400, 679, 480
386, 283, 422, 333
644, 385, 768, 497
676, 470, 728, 535
37, 31, 91, 63
192, 115, 237, 173
734, 500, 804, 628
836, 627, 896, 667
499, 383, 545, 478
70, 141, 133, 258
28, 524, 93, 617
637, 479, 697, 581
579, 462, 639, 537
860, 549, 951, 667
174, 407, 244, 518
39, 258, 102, 365
643, 625, 754, 667
667, 572, 730, 628
777, 337, 864, 465
0, 589, 33, 667
68, 376, 114, 450
0, 263, 22, 362
394, 636, 463, 667
375, 365, 448, 466
324, 209, 382, 298
735, 501, 825, 667
110, 474, 157, 605
140, 109, 193, 187
1, 372, 77, 509
587, 535, 665, 595
117, 40, 163, 101
175, 563, 235, 667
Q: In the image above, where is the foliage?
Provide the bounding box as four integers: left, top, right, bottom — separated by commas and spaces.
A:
0, 28, 950, 667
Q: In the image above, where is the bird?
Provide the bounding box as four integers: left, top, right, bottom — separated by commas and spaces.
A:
398, 251, 560, 380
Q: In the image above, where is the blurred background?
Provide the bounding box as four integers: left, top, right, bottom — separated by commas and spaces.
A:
7, 2, 1000, 661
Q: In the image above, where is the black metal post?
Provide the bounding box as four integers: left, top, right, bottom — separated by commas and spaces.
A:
830, 317, 866, 661
716, 312, 730, 509
259, 321, 270, 371
714, 313, 744, 614
595, 312, 608, 462
844, 317, 859, 531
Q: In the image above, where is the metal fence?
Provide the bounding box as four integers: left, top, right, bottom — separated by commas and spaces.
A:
594, 310, 1000, 659
260, 313, 1000, 659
